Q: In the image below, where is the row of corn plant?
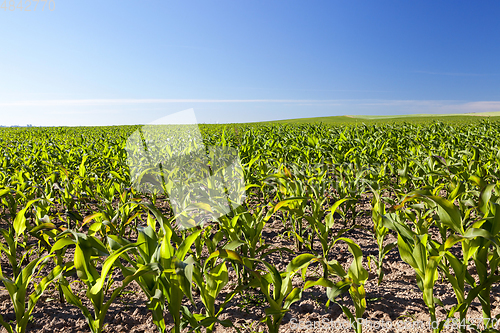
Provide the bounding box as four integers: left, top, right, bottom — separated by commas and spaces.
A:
2, 121, 500, 332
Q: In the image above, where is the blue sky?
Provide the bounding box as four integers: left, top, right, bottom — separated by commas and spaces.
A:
0, 0, 499, 126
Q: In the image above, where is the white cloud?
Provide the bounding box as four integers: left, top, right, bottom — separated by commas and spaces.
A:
441, 101, 500, 113
5, 98, 498, 111
1, 99, 499, 126
48, 109, 120, 115
0, 99, 349, 107
357, 100, 457, 107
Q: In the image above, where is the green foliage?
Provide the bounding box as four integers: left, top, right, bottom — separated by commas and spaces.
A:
0, 202, 63, 333
368, 185, 396, 285
51, 230, 151, 333
1, 121, 500, 332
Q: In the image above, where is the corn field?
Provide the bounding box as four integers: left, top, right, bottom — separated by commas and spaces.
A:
1, 121, 500, 333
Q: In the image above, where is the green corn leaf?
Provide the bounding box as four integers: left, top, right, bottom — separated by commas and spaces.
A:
428, 196, 463, 234
89, 242, 140, 296
382, 242, 397, 256
304, 277, 335, 290
79, 155, 88, 178
423, 255, 442, 308
74, 244, 97, 283
177, 229, 202, 261
137, 226, 159, 261
50, 238, 76, 253
283, 287, 302, 309
396, 234, 419, 273
479, 184, 496, 215
59, 278, 93, 322
273, 197, 308, 212
13, 199, 41, 237
205, 249, 245, 270
286, 253, 316, 273
335, 238, 368, 284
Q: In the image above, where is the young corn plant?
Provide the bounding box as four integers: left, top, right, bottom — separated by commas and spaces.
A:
383, 205, 447, 333
368, 186, 396, 285
0, 200, 64, 333
228, 207, 293, 284
459, 181, 500, 330
186, 249, 245, 333
305, 238, 369, 333
110, 203, 203, 333
303, 198, 351, 278
270, 168, 310, 251
144, 225, 201, 333
433, 181, 500, 332
51, 230, 152, 333
333, 165, 366, 226
0, 236, 64, 333
107, 224, 168, 332
250, 253, 317, 333
384, 186, 500, 333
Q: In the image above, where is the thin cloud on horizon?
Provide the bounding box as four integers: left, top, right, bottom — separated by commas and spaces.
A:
0, 99, 353, 107
2, 98, 500, 108
1, 99, 499, 117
